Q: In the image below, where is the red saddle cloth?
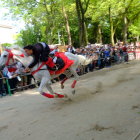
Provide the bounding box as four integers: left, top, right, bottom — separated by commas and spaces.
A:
46, 52, 74, 75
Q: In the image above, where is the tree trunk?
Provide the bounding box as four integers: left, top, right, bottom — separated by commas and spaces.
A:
61, 31, 65, 45
75, 0, 88, 47
75, 0, 82, 47
109, 6, 115, 46
136, 36, 139, 41
62, 3, 72, 45
81, 12, 86, 47
122, 0, 128, 44
123, 13, 128, 44
96, 23, 102, 44
84, 20, 88, 45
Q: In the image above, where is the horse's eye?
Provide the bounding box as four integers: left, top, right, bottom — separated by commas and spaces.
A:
3, 55, 7, 58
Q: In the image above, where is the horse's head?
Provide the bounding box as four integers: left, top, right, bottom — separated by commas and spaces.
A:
0, 48, 33, 70
0, 48, 25, 69
0, 50, 14, 70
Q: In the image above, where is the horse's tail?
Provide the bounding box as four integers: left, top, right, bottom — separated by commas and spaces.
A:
77, 55, 92, 66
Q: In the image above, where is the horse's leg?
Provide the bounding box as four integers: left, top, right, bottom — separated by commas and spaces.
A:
61, 77, 68, 89
69, 67, 79, 94
61, 69, 71, 89
37, 70, 66, 98
38, 77, 56, 98
46, 83, 66, 98
70, 68, 79, 88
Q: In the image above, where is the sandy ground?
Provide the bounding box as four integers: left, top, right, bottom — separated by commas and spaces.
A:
0, 61, 140, 140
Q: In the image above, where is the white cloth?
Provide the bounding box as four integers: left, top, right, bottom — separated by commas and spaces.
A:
2, 67, 12, 79
50, 49, 58, 54
67, 47, 75, 53
2, 61, 24, 79
15, 61, 24, 74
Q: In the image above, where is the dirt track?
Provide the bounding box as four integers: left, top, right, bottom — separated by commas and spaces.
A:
0, 61, 140, 140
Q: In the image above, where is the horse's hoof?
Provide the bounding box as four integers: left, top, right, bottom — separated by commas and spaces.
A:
64, 94, 68, 98
67, 98, 72, 101
54, 94, 59, 98
72, 89, 76, 95
61, 84, 64, 89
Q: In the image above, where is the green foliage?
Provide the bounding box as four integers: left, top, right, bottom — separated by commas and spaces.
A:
1, 0, 140, 47
1, 43, 12, 47
15, 25, 40, 46
129, 18, 140, 37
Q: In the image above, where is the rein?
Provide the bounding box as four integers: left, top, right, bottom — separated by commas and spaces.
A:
5, 50, 14, 66
31, 62, 46, 75
31, 63, 58, 75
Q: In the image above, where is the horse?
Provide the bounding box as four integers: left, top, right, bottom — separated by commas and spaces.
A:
0, 48, 92, 98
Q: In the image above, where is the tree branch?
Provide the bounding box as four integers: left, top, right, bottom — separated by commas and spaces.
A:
84, 0, 90, 13
128, 11, 140, 25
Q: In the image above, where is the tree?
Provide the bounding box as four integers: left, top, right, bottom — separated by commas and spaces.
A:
1, 0, 140, 47
75, 0, 90, 47
121, 0, 140, 44
62, 2, 72, 45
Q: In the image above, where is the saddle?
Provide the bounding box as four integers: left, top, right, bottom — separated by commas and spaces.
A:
46, 52, 74, 75
47, 57, 65, 71
31, 52, 74, 76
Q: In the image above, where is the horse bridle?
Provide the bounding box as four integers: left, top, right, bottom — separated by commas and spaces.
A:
5, 49, 14, 66
5, 49, 25, 66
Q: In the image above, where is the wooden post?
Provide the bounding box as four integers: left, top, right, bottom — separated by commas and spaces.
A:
0, 43, 3, 54
6, 79, 12, 96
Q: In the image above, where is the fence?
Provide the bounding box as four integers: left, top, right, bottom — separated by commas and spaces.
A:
0, 73, 37, 96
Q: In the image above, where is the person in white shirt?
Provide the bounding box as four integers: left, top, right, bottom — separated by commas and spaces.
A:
67, 45, 76, 54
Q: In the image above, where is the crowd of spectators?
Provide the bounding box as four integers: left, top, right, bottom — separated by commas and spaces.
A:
0, 43, 138, 98
72, 43, 136, 75
0, 65, 36, 97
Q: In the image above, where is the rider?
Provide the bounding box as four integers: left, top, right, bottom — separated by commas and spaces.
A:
24, 42, 51, 72
24, 42, 64, 72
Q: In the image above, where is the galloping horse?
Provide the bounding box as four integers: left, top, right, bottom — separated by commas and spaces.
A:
0, 48, 92, 98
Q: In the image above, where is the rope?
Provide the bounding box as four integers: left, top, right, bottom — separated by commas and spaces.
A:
10, 84, 38, 91
0, 73, 32, 80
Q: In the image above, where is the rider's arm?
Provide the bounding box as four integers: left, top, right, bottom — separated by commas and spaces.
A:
28, 54, 40, 69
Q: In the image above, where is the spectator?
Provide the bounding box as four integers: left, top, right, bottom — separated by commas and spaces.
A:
104, 49, 111, 67
2, 66, 18, 94
0, 71, 6, 97
67, 45, 76, 54
122, 45, 128, 62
